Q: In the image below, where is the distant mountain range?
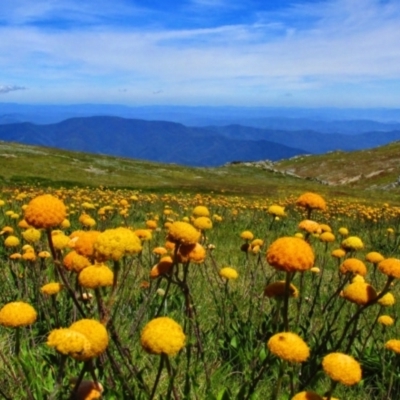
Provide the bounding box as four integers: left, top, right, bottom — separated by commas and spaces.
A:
1, 103, 400, 134
1, 115, 400, 167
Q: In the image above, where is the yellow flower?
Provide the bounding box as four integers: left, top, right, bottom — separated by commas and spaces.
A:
141, 317, 185, 356
378, 315, 394, 326
322, 352, 362, 386
192, 205, 210, 217
240, 230, 254, 240
4, 235, 20, 248
296, 192, 326, 211
71, 380, 104, 400
319, 232, 335, 243
193, 216, 213, 230
152, 246, 168, 256
39, 250, 51, 258
266, 237, 314, 273
150, 256, 174, 278
177, 243, 206, 264
41, 282, 63, 296
63, 250, 91, 273
94, 227, 142, 261
78, 264, 114, 289
21, 228, 41, 243
378, 292, 395, 307
47, 328, 92, 359
264, 281, 299, 298
331, 248, 346, 259
146, 220, 158, 230
292, 391, 323, 400
365, 251, 385, 264
0, 301, 37, 327
268, 205, 286, 217
69, 319, 109, 361
74, 231, 101, 258
385, 339, 400, 354
338, 227, 349, 237
135, 229, 153, 241
341, 236, 364, 252
319, 223, 332, 232
219, 267, 239, 280
167, 221, 200, 245
342, 282, 377, 305
51, 231, 71, 250
24, 194, 66, 229
339, 258, 367, 277
298, 220, 321, 234
378, 258, 400, 279
267, 332, 310, 363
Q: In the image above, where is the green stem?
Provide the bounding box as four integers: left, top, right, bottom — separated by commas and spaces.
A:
150, 354, 165, 400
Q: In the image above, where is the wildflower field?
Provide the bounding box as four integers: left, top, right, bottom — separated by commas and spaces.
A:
1, 184, 400, 400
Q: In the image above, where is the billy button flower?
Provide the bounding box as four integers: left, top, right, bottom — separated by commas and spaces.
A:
268, 204, 286, 217
167, 221, 200, 246
298, 219, 321, 235
378, 258, 400, 279
150, 256, 174, 279
292, 391, 323, 400
385, 339, 400, 354
4, 235, 20, 248
219, 267, 239, 280
141, 317, 186, 356
266, 237, 314, 273
21, 227, 41, 243
339, 258, 367, 277
342, 282, 377, 306
365, 251, 385, 265
78, 264, 114, 289
296, 192, 326, 218
264, 281, 299, 299
378, 315, 394, 326
193, 216, 213, 231
378, 292, 396, 307
0, 301, 37, 328
322, 352, 362, 386
74, 231, 101, 259
267, 332, 310, 363
41, 282, 63, 296
24, 194, 66, 229
176, 243, 206, 264
63, 250, 91, 273
192, 205, 210, 217
341, 236, 364, 253
47, 328, 92, 360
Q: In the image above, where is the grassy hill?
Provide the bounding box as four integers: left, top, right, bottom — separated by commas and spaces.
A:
1, 140, 399, 203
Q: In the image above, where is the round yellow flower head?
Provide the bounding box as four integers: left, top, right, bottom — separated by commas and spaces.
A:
69, 319, 109, 361
141, 317, 186, 356
385, 339, 400, 354
267, 332, 310, 363
219, 267, 239, 280
264, 281, 299, 298
94, 227, 142, 261
292, 391, 323, 400
319, 232, 335, 243
51, 231, 71, 250
177, 243, 206, 264
341, 236, 364, 252
192, 205, 210, 217
24, 194, 66, 229
134, 229, 152, 241
74, 231, 101, 258
331, 248, 346, 259
339, 258, 367, 277
296, 192, 326, 211
4, 235, 20, 248
351, 274, 365, 283
298, 220, 321, 234
38, 250, 51, 258
63, 250, 91, 273
338, 227, 349, 237
342, 282, 377, 305
78, 264, 114, 289
266, 237, 314, 273
22, 228, 41, 243
72, 380, 104, 400
319, 223, 332, 233
193, 216, 213, 230
378, 315, 394, 326
240, 230, 254, 241
322, 352, 362, 386
365, 251, 385, 265
152, 246, 168, 256
268, 205, 286, 217
150, 256, 174, 278
378, 292, 395, 307
41, 282, 63, 296
378, 258, 400, 279
146, 220, 158, 230
0, 301, 37, 327
47, 328, 92, 360
167, 221, 200, 245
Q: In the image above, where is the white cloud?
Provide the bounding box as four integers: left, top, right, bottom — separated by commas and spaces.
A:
0, 0, 400, 105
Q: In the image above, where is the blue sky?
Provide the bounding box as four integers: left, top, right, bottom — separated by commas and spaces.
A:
1, 0, 400, 107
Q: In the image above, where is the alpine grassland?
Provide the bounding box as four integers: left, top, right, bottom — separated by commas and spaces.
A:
1, 142, 400, 399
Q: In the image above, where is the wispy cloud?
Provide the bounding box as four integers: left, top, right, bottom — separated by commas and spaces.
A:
0, 85, 26, 94
0, 0, 400, 106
